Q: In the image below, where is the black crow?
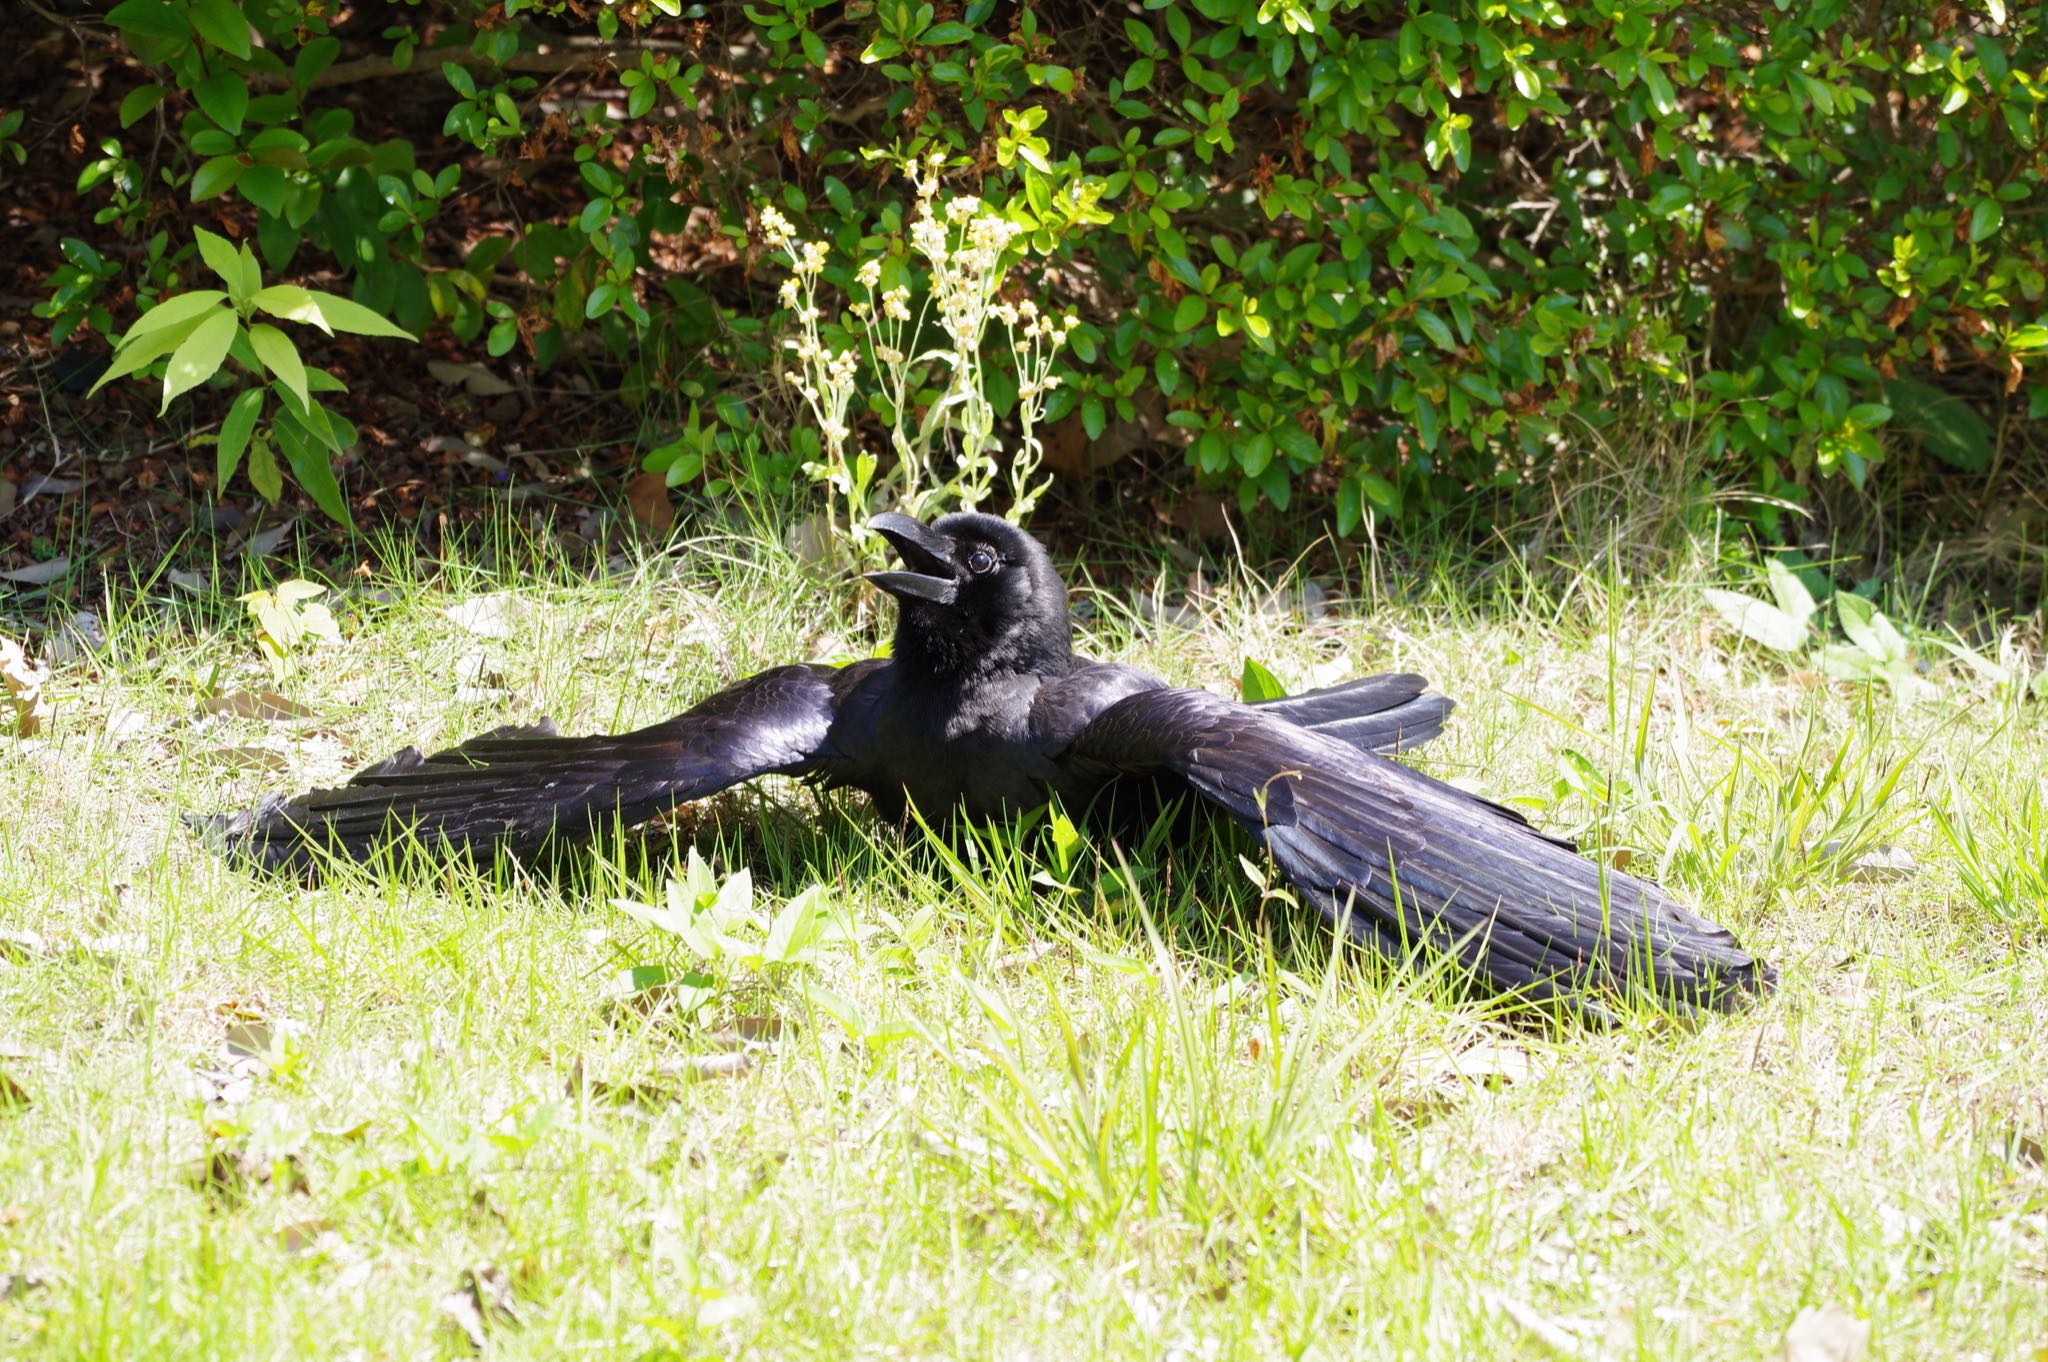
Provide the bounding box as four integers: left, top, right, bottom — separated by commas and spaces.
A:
200, 512, 1774, 1014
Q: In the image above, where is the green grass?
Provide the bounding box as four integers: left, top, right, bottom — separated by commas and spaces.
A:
2, 517, 2045, 1360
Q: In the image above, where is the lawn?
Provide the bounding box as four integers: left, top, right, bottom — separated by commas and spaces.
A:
2, 519, 2044, 1359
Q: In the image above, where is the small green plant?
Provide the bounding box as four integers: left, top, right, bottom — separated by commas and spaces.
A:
239, 580, 341, 685
32, 238, 123, 347
1704, 560, 1939, 698
610, 850, 857, 1021
89, 227, 414, 525
0, 108, 26, 182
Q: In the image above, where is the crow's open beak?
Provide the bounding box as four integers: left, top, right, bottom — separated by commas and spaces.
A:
864, 512, 958, 604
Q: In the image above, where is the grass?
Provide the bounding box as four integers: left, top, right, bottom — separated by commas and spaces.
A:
2, 510, 2045, 1360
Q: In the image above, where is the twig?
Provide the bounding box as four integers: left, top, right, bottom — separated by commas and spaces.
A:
251, 39, 696, 91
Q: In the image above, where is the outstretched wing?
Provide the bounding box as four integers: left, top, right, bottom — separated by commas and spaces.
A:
196, 663, 870, 874
1249, 671, 1454, 755
1060, 686, 1773, 1014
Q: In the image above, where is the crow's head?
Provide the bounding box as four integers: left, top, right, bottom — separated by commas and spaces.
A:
866, 511, 1072, 680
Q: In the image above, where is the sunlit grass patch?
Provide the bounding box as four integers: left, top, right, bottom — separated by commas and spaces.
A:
1, 519, 2044, 1359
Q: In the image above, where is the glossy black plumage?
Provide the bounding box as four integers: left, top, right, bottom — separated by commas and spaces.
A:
199, 512, 1774, 1013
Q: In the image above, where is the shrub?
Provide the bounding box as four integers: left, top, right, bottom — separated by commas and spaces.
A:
59, 0, 2048, 530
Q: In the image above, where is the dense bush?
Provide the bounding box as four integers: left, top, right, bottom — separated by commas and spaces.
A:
44, 0, 2048, 531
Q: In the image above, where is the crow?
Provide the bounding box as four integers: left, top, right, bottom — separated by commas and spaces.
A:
199, 512, 1774, 1014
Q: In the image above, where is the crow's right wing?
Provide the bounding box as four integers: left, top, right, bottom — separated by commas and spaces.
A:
1061, 686, 1773, 1014
195, 663, 872, 874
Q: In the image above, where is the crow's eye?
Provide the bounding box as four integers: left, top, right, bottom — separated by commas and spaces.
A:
965, 548, 998, 575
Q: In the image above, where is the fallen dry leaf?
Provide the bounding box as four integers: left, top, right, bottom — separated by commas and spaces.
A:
994, 940, 1060, 975
201, 690, 319, 722
1429, 1038, 1536, 1088
440, 1264, 522, 1352
45, 612, 106, 666
18, 473, 83, 501
661, 1052, 756, 1081
242, 518, 299, 558
0, 557, 70, 586
625, 470, 677, 534
455, 651, 505, 688
1814, 840, 1920, 884
1, 636, 52, 736
1781, 1304, 1871, 1362
428, 359, 518, 396
0, 1262, 53, 1301
101, 707, 153, 744
202, 744, 292, 773
443, 593, 531, 639
1483, 1290, 1593, 1355
0, 930, 46, 960
276, 1218, 338, 1256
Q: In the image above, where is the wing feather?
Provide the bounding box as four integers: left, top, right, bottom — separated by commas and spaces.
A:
1064, 686, 1773, 1013
194, 664, 858, 873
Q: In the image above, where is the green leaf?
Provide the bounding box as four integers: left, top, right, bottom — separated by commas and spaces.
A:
191, 155, 245, 202
1702, 588, 1808, 652
217, 387, 264, 484
923, 21, 973, 43
1968, 198, 2003, 243
295, 36, 340, 88
118, 83, 167, 128
443, 61, 476, 98
1413, 310, 1454, 350
117, 291, 229, 345
1835, 592, 1908, 665
1413, 12, 1460, 45
105, 0, 189, 42
1764, 557, 1818, 628
187, 0, 250, 56
246, 435, 283, 501
1081, 397, 1105, 440
284, 289, 415, 339
247, 323, 309, 413
1883, 378, 1994, 472
1240, 656, 1287, 703
1171, 295, 1207, 332
251, 284, 320, 330
87, 314, 208, 396
234, 242, 264, 301
194, 71, 248, 135
160, 309, 239, 412
273, 409, 354, 526
193, 230, 241, 294
1273, 422, 1319, 466
238, 163, 286, 216
1816, 642, 1884, 683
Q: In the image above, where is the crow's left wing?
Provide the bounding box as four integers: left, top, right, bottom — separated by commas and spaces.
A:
1059, 686, 1773, 1014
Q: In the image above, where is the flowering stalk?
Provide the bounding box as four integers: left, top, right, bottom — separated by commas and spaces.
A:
758, 153, 1078, 548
